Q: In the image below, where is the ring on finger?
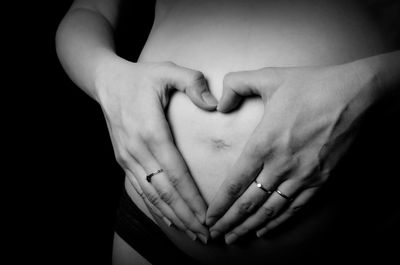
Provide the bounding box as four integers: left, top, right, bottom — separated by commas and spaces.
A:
146, 168, 164, 183
253, 180, 273, 195
275, 189, 293, 201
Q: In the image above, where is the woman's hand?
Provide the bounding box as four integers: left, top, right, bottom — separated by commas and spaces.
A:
96, 57, 218, 243
206, 62, 379, 244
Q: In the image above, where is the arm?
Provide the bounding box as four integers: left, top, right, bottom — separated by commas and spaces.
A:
354, 51, 400, 99
205, 50, 400, 244
56, 0, 215, 243
56, 0, 120, 101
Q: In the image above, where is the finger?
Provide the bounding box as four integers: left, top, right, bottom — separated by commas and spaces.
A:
148, 132, 208, 224
141, 117, 208, 223
126, 172, 173, 226
127, 173, 197, 241
209, 157, 295, 238
224, 179, 301, 244
124, 160, 187, 231
218, 68, 280, 113
161, 62, 218, 110
208, 178, 272, 239
256, 187, 319, 237
205, 152, 264, 227
206, 126, 278, 226
129, 141, 209, 239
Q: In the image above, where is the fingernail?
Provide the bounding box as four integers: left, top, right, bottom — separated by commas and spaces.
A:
197, 233, 209, 244
196, 213, 206, 225
162, 217, 172, 227
206, 216, 217, 227
256, 228, 267, 238
210, 230, 221, 239
201, 91, 218, 106
185, 230, 197, 241
225, 233, 238, 245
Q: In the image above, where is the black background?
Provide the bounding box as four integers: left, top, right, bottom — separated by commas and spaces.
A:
11, 0, 400, 264
15, 1, 154, 264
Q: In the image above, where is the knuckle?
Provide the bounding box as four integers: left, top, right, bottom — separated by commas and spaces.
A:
226, 182, 243, 198
125, 138, 141, 157
259, 205, 276, 219
298, 166, 322, 185
319, 168, 331, 182
114, 153, 124, 165
146, 192, 160, 206
301, 174, 317, 185
278, 132, 308, 157
169, 168, 190, 188
247, 143, 273, 162
115, 150, 129, 166
159, 190, 176, 205
251, 143, 267, 158
252, 134, 278, 156
272, 129, 298, 153
138, 191, 146, 200
237, 201, 257, 215
142, 124, 168, 144
273, 156, 295, 178
133, 185, 146, 200
287, 135, 305, 154
290, 205, 303, 214
274, 136, 291, 155
190, 71, 205, 81
223, 72, 235, 88
168, 173, 182, 188
187, 71, 206, 89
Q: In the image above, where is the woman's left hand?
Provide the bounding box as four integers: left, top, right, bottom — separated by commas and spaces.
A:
205, 61, 378, 244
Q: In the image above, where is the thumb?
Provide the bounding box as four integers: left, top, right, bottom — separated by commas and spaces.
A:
162, 62, 218, 111
218, 68, 281, 113
185, 76, 218, 111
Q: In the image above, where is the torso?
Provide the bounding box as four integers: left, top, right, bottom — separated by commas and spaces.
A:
123, 0, 390, 263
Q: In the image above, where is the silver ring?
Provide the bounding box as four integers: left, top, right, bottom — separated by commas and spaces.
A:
146, 169, 164, 183
275, 189, 293, 201
254, 180, 273, 194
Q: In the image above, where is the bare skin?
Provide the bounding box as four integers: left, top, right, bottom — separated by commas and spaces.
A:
56, 0, 400, 264
56, 0, 215, 243
207, 59, 383, 242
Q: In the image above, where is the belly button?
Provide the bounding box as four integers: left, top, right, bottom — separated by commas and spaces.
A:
211, 139, 231, 150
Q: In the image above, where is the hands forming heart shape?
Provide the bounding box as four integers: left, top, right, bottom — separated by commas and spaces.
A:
97, 57, 376, 244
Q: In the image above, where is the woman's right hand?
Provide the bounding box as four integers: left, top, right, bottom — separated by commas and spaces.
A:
96, 57, 217, 243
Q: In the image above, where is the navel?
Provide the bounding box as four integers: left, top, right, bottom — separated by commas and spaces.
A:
210, 138, 231, 150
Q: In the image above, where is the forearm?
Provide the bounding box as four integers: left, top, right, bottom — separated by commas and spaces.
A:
353, 50, 400, 100
55, 0, 121, 102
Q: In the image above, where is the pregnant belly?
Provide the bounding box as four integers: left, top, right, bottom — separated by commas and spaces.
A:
126, 1, 389, 263
167, 93, 264, 203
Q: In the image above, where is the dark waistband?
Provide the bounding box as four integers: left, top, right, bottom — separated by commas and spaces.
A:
115, 187, 201, 265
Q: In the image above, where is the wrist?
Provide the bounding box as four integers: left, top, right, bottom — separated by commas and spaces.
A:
351, 51, 400, 101
93, 53, 128, 104
348, 55, 383, 102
